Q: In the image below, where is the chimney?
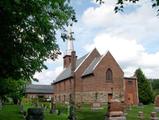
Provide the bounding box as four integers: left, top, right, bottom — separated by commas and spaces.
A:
71, 51, 76, 72
63, 55, 72, 68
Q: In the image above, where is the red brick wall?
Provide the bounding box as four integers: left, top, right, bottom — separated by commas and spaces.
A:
75, 48, 101, 92
82, 52, 124, 102
53, 50, 138, 104
124, 78, 139, 105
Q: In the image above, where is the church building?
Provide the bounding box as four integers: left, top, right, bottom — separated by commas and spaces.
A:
52, 29, 139, 105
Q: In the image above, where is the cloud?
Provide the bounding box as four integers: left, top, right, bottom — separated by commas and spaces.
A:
82, 1, 159, 44
32, 54, 64, 85
84, 33, 159, 78
81, 0, 159, 78
33, 66, 63, 85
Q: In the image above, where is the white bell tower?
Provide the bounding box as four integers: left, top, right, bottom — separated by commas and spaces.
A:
66, 26, 74, 55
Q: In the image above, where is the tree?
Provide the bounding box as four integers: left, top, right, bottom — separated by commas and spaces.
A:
135, 68, 154, 104
97, 0, 159, 13
0, 78, 28, 103
0, 0, 76, 82
150, 79, 159, 96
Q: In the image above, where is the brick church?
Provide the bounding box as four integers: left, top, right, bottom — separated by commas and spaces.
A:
52, 31, 139, 105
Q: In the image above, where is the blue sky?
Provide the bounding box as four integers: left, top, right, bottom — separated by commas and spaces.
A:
33, 0, 159, 85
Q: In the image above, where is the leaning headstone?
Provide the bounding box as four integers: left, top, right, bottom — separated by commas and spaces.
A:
26, 108, 44, 120
138, 111, 144, 120
150, 112, 159, 120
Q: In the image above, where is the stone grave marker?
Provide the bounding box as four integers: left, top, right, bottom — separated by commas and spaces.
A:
91, 102, 102, 111
107, 99, 126, 120
76, 102, 81, 110
138, 111, 144, 120
150, 112, 159, 120
50, 102, 56, 113
155, 95, 159, 112
26, 108, 44, 120
138, 102, 144, 109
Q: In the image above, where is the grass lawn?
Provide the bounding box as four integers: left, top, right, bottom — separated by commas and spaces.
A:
126, 104, 159, 120
0, 104, 159, 120
0, 104, 22, 120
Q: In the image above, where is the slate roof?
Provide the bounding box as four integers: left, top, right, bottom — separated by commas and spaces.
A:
54, 53, 88, 83
82, 56, 101, 76
25, 84, 53, 94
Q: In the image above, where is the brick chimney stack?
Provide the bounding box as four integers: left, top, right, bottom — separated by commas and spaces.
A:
71, 51, 76, 72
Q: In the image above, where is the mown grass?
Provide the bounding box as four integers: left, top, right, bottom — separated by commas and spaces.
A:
0, 103, 159, 120
0, 104, 22, 120
126, 104, 159, 120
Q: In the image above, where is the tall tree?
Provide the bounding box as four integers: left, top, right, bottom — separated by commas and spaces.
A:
150, 79, 159, 96
0, 0, 76, 82
0, 78, 27, 104
135, 68, 154, 104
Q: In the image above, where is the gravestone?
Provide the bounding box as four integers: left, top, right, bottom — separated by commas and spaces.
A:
138, 103, 144, 109
150, 112, 159, 120
155, 95, 159, 112
26, 108, 44, 120
138, 111, 144, 120
107, 99, 126, 120
91, 102, 102, 111
50, 102, 56, 113
155, 95, 159, 107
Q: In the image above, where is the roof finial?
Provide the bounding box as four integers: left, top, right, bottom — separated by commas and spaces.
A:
66, 24, 74, 55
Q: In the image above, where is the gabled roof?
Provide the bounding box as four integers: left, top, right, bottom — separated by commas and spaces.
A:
82, 56, 101, 76
54, 53, 88, 83
25, 84, 53, 94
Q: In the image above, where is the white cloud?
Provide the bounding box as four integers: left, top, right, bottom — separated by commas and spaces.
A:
32, 54, 64, 85
33, 66, 63, 85
81, 0, 159, 78
82, 0, 159, 43
84, 33, 159, 78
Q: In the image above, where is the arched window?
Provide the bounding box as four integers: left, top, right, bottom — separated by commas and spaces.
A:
106, 68, 113, 81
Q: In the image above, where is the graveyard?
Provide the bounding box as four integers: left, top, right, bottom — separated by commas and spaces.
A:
0, 98, 159, 120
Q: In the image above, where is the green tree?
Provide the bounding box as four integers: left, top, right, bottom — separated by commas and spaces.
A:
0, 78, 27, 104
135, 68, 154, 104
0, 0, 76, 100
0, 0, 76, 82
150, 79, 159, 96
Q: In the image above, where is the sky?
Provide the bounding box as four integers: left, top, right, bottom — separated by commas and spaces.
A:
33, 0, 159, 85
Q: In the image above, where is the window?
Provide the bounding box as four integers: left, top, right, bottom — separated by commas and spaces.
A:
106, 68, 113, 81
